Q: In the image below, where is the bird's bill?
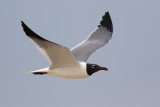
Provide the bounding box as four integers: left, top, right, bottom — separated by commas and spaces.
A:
99, 67, 108, 71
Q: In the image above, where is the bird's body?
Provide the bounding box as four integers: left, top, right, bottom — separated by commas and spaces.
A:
21, 12, 113, 79
29, 62, 89, 79
47, 66, 89, 79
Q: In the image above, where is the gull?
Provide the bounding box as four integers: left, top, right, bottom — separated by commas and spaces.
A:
21, 11, 113, 79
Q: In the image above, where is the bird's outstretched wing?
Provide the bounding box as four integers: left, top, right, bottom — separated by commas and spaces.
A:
21, 21, 78, 68
71, 12, 113, 62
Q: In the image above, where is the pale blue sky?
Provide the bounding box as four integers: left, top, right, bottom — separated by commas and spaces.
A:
0, 0, 160, 107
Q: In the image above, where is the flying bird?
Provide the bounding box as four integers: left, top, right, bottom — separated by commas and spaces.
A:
21, 12, 113, 79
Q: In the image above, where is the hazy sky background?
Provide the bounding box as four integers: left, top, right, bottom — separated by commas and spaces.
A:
0, 0, 160, 107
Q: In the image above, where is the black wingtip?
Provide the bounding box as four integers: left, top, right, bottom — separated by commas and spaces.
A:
21, 20, 24, 24
21, 21, 32, 35
21, 21, 47, 41
98, 12, 113, 33
21, 21, 64, 47
21, 21, 26, 30
21, 21, 36, 36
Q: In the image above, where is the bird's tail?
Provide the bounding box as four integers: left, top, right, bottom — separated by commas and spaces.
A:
27, 68, 49, 75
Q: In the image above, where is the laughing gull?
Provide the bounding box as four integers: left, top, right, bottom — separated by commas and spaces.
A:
21, 12, 113, 79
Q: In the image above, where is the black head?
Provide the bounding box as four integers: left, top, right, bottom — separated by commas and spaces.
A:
86, 63, 108, 76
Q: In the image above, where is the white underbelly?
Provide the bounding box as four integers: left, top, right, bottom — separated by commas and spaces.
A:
46, 67, 89, 79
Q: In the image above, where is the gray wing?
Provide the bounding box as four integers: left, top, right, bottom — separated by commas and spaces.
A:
71, 12, 113, 62
21, 21, 78, 68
